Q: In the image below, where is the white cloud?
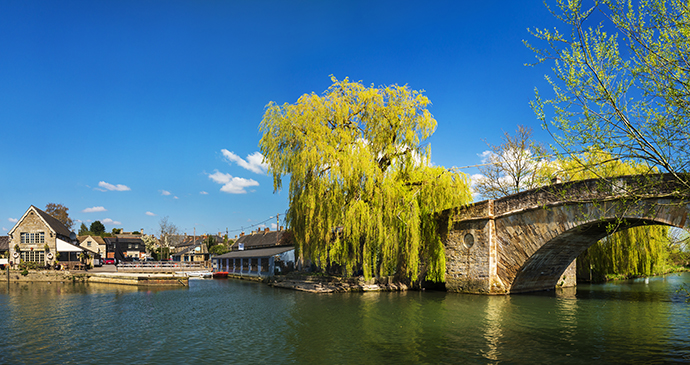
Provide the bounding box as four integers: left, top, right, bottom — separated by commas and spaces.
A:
82, 206, 107, 213
8, 218, 18, 223
221, 150, 268, 174
102, 218, 122, 225
173, 196, 179, 199
271, 223, 278, 229
145, 211, 156, 216
160, 190, 171, 196
200, 191, 208, 195
2, 227, 7, 231
98, 181, 131, 191
208, 170, 259, 194
478, 150, 493, 164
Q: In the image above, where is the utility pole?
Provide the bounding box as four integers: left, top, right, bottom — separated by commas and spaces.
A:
276, 213, 280, 230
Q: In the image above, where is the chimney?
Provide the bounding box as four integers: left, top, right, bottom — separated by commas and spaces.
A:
240, 232, 244, 237
218, 232, 221, 237
279, 226, 283, 231
264, 227, 269, 233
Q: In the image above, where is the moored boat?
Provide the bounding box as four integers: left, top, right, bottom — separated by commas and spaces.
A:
213, 271, 229, 279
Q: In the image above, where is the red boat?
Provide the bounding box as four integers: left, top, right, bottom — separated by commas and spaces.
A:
212, 271, 229, 279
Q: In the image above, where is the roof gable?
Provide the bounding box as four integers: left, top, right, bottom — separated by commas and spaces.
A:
78, 235, 106, 245
9, 205, 72, 238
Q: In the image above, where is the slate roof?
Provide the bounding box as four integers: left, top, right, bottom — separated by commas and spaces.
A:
214, 246, 294, 259
0, 236, 9, 251
174, 235, 223, 249
232, 230, 290, 250
32, 205, 72, 238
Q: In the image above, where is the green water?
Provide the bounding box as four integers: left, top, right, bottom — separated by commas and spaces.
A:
0, 273, 688, 364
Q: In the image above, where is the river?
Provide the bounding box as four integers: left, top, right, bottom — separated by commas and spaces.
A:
0, 273, 688, 364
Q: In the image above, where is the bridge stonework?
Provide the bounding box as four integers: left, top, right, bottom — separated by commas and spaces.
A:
439, 174, 689, 294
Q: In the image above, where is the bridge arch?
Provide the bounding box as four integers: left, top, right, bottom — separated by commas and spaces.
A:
440, 174, 689, 294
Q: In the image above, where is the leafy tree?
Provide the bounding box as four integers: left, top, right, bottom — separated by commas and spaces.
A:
45, 203, 74, 230
78, 223, 90, 236
528, 0, 690, 191
209, 244, 229, 256
474, 125, 549, 199
112, 228, 122, 234
90, 221, 105, 236
259, 76, 472, 282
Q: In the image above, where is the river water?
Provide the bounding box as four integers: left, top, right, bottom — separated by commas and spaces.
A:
0, 273, 688, 364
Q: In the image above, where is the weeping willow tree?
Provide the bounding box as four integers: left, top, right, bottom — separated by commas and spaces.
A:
578, 225, 671, 281
259, 77, 472, 282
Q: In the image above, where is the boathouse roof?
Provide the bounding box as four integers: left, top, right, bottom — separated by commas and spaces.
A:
231, 229, 292, 250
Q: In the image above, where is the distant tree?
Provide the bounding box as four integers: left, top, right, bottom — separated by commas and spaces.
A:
141, 234, 159, 255
78, 223, 90, 236
204, 236, 216, 247
474, 125, 549, 199
131, 231, 140, 235
112, 228, 122, 234
208, 244, 229, 256
90, 221, 105, 236
45, 203, 74, 230
158, 216, 180, 249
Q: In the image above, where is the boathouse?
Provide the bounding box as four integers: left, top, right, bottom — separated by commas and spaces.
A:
212, 227, 295, 277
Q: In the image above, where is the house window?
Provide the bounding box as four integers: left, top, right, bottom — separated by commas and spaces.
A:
20, 250, 45, 263
128, 244, 133, 249
87, 242, 91, 247
20, 232, 45, 244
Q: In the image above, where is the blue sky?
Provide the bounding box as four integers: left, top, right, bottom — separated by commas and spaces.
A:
0, 1, 562, 237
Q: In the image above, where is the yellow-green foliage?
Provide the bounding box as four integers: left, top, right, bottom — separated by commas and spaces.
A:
545, 148, 654, 182
578, 225, 670, 280
259, 77, 472, 282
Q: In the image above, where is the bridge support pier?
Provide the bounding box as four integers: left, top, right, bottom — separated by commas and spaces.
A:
442, 199, 575, 294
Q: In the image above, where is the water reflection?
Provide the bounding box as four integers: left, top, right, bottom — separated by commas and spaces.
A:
0, 274, 688, 364
481, 296, 507, 362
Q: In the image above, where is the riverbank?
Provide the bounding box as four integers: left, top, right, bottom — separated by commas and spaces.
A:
578, 266, 689, 283
266, 273, 409, 293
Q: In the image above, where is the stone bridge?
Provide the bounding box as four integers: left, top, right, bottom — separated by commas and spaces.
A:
438, 174, 689, 294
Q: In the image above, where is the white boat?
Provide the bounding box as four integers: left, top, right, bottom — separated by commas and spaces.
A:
177, 271, 212, 278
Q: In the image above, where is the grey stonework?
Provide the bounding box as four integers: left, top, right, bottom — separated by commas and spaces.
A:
440, 174, 689, 294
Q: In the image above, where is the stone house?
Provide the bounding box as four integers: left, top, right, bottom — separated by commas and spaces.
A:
77, 235, 106, 258
7, 205, 83, 265
172, 242, 210, 262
